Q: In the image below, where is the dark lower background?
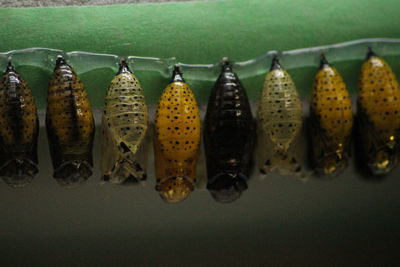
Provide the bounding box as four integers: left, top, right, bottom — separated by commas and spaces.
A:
1, 109, 400, 267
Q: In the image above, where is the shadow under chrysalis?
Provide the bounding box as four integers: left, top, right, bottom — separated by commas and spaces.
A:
357, 49, 400, 176
46, 56, 95, 186
204, 59, 255, 203
0, 61, 39, 187
101, 59, 149, 184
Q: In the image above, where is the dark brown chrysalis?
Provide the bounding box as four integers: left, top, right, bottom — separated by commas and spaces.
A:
204, 59, 255, 203
46, 56, 95, 186
0, 61, 39, 187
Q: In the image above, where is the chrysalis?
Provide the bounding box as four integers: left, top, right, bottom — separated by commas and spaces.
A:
46, 56, 95, 186
101, 60, 148, 184
257, 55, 303, 175
310, 55, 353, 177
0, 62, 39, 187
357, 49, 400, 175
204, 59, 255, 203
154, 66, 201, 203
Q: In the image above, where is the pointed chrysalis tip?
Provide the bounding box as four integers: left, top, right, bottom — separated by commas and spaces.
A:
5, 58, 14, 72
222, 57, 229, 64
171, 64, 185, 82
270, 54, 281, 71
55, 55, 66, 66
320, 53, 329, 69
117, 58, 131, 74
367, 47, 377, 59
120, 58, 128, 66
221, 57, 232, 71
172, 64, 183, 75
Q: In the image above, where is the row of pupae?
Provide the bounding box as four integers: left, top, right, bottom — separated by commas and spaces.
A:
0, 49, 398, 203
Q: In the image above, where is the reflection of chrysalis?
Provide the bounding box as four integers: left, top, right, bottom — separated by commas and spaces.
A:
257, 55, 303, 175
101, 60, 148, 184
357, 49, 400, 175
154, 66, 201, 203
310, 55, 353, 177
0, 62, 39, 187
204, 59, 255, 203
46, 56, 95, 186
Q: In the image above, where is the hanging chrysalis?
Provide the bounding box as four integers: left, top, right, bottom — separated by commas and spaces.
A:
357, 49, 400, 175
204, 59, 255, 203
257, 55, 303, 175
154, 66, 201, 203
310, 55, 353, 177
101, 60, 148, 184
46, 56, 95, 186
0, 62, 39, 187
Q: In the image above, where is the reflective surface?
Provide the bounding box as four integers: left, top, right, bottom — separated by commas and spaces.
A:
357, 51, 400, 175
0, 62, 39, 187
204, 60, 255, 203
101, 60, 149, 184
154, 67, 201, 203
1, 106, 400, 266
310, 55, 353, 177
46, 57, 95, 186
1, 39, 400, 108
257, 56, 303, 176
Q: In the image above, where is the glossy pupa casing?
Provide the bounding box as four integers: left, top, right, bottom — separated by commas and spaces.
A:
310, 55, 353, 177
204, 60, 255, 203
154, 66, 201, 203
46, 56, 95, 186
101, 60, 148, 184
357, 49, 400, 175
257, 55, 303, 175
0, 62, 39, 187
